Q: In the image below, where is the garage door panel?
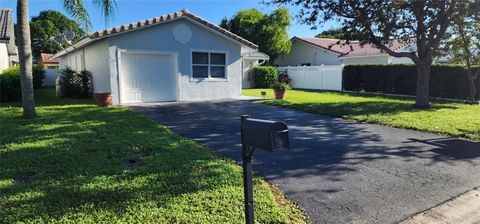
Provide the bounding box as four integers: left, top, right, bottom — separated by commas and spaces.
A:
120, 52, 176, 104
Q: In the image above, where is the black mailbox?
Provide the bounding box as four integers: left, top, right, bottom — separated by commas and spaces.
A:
241, 118, 289, 152
240, 115, 289, 224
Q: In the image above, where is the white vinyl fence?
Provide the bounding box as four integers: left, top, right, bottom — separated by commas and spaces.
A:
44, 69, 60, 86
277, 65, 343, 91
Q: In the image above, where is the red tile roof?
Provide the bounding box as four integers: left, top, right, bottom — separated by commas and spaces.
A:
90, 9, 258, 49
40, 53, 59, 64
293, 37, 416, 57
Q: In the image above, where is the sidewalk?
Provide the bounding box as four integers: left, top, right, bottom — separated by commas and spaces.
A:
400, 187, 480, 224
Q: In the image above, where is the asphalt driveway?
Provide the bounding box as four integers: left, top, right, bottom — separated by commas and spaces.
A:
129, 100, 480, 224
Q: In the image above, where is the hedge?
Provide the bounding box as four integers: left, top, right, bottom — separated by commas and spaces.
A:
253, 66, 278, 88
0, 66, 45, 102
343, 64, 480, 101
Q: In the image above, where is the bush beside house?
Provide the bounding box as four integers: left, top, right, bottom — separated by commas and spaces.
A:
343, 64, 480, 101
0, 66, 45, 102
58, 67, 92, 98
254, 66, 278, 88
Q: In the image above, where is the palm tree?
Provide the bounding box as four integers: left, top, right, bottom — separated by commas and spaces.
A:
16, 0, 117, 118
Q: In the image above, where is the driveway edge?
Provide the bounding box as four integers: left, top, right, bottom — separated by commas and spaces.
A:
399, 187, 480, 224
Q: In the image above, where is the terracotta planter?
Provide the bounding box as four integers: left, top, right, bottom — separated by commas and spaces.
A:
273, 89, 286, 99
94, 92, 112, 107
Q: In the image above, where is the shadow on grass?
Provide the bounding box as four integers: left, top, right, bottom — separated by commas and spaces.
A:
262, 99, 457, 119
0, 105, 285, 223
0, 87, 95, 108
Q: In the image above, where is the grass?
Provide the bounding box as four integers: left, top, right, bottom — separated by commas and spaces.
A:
1, 87, 95, 107
0, 88, 306, 223
243, 89, 480, 142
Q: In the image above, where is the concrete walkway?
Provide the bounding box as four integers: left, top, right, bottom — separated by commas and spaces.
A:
130, 101, 480, 224
400, 187, 480, 224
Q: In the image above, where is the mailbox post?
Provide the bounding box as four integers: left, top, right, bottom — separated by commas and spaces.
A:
240, 115, 289, 224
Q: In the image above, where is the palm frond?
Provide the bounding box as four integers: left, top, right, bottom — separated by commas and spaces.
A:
63, 0, 92, 30
63, 0, 118, 30
92, 0, 118, 25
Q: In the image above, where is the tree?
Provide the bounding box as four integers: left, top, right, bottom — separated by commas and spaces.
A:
15, 10, 86, 61
267, 0, 480, 108
221, 8, 292, 62
316, 28, 365, 40
16, 0, 117, 118
444, 3, 480, 102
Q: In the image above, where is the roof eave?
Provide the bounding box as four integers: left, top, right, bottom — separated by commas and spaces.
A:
339, 53, 390, 59
242, 56, 270, 60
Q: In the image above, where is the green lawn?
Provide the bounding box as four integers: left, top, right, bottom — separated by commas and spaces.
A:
1, 87, 96, 107
243, 89, 480, 142
0, 88, 305, 223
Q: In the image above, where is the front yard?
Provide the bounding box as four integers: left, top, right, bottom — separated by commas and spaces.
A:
243, 89, 480, 142
0, 88, 305, 223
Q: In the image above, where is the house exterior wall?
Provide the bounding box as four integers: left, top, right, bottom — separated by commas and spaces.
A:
242, 59, 259, 88
84, 40, 110, 93
275, 40, 340, 66
340, 55, 390, 65
340, 55, 414, 64
59, 40, 111, 93
106, 18, 242, 103
388, 56, 413, 64
276, 41, 416, 66
0, 43, 9, 72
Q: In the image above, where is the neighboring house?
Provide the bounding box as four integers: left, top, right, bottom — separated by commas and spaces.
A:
275, 36, 416, 66
52, 9, 268, 104
39, 53, 60, 69
40, 53, 61, 87
0, 9, 17, 73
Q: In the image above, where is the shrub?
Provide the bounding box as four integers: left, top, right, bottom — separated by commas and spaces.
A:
0, 69, 21, 102
342, 64, 480, 101
0, 66, 45, 102
1, 66, 45, 89
278, 72, 292, 86
270, 81, 290, 90
33, 66, 46, 89
254, 66, 278, 88
58, 67, 92, 98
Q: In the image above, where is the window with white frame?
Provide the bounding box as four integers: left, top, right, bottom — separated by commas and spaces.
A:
192, 52, 226, 79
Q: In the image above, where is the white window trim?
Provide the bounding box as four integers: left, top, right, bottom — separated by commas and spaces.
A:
190, 49, 229, 82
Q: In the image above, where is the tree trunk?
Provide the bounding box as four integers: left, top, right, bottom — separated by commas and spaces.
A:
466, 69, 477, 103
17, 0, 37, 118
415, 63, 431, 109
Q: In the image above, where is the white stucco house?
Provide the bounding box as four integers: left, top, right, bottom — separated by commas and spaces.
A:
275, 36, 416, 66
0, 9, 17, 73
52, 9, 269, 105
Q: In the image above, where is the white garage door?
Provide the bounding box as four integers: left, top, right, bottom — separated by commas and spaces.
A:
120, 52, 176, 103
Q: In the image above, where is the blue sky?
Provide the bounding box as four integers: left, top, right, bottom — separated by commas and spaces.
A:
1, 0, 339, 38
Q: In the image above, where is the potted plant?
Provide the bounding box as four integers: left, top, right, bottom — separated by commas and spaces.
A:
270, 81, 290, 99
94, 92, 112, 107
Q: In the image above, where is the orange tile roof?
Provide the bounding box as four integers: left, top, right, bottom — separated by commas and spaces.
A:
40, 53, 59, 64
294, 37, 416, 57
